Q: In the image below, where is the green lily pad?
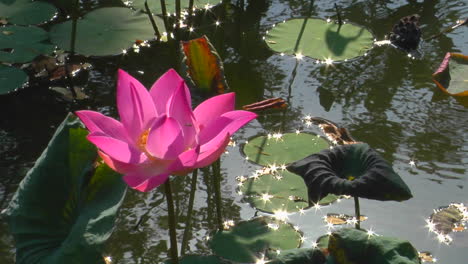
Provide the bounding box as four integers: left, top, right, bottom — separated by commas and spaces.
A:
240, 170, 338, 213
49, 7, 163, 56
0, 0, 57, 25
0, 25, 55, 63
432, 52, 468, 96
4, 113, 127, 264
130, 0, 218, 15
0, 65, 28, 95
427, 203, 467, 244
327, 228, 421, 264
266, 248, 326, 264
266, 18, 374, 61
210, 217, 302, 263
242, 132, 329, 166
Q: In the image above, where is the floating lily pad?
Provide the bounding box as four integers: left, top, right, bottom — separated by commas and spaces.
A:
239, 170, 338, 213
266, 248, 326, 264
419, 252, 436, 263
427, 203, 467, 244
325, 213, 367, 226
0, 25, 55, 63
4, 114, 127, 264
130, 0, 218, 15
432, 52, 468, 96
49, 7, 163, 56
266, 18, 374, 61
242, 132, 329, 166
0, 65, 28, 95
0, 0, 57, 25
210, 217, 302, 263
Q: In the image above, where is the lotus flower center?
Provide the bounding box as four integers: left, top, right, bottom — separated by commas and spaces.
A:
138, 129, 150, 152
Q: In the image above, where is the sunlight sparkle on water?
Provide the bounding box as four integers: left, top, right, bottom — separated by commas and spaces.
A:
324, 58, 334, 65
261, 193, 273, 202
255, 255, 267, 264
273, 209, 289, 221
295, 53, 304, 60
104, 256, 112, 264
311, 241, 318, 248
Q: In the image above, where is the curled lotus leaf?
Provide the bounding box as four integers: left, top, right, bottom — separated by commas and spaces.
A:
49, 7, 163, 56
130, 0, 219, 15
0, 65, 28, 95
432, 52, 468, 96
210, 217, 302, 263
265, 18, 374, 61
287, 143, 413, 203
242, 132, 329, 166
0, 0, 57, 25
0, 25, 55, 63
239, 170, 339, 213
3, 114, 127, 264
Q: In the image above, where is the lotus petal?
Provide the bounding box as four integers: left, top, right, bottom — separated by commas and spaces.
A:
193, 92, 235, 130
146, 116, 185, 160
196, 133, 230, 168
150, 69, 191, 115
123, 172, 170, 192
168, 81, 198, 148
198, 111, 257, 145
87, 133, 146, 164
75, 110, 128, 142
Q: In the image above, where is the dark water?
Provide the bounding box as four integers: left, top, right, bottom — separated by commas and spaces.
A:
1, 0, 467, 263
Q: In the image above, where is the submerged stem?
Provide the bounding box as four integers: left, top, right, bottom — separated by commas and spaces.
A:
181, 169, 198, 255
354, 196, 361, 229
212, 159, 224, 231
164, 179, 179, 264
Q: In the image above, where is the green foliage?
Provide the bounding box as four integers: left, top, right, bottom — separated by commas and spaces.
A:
0, 0, 57, 25
0, 65, 28, 95
327, 228, 421, 264
266, 18, 374, 61
130, 0, 217, 15
49, 7, 163, 56
266, 248, 326, 264
4, 114, 127, 264
240, 170, 338, 213
242, 132, 329, 166
166, 255, 226, 264
210, 217, 301, 263
0, 25, 55, 63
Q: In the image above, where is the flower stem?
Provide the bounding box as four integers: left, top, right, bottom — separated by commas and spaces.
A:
354, 196, 361, 229
181, 169, 198, 255
212, 159, 224, 230
164, 179, 179, 264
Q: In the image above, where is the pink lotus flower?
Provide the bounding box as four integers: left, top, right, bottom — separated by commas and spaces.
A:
76, 69, 257, 192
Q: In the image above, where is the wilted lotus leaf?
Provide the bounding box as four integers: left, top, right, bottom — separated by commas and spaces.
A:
181, 35, 228, 94
210, 217, 302, 263
239, 170, 338, 213
325, 213, 367, 226
0, 25, 55, 63
242, 132, 329, 166
130, 0, 218, 15
242, 98, 288, 111
266, 18, 374, 61
427, 203, 467, 245
0, 0, 57, 25
3, 114, 127, 264
327, 228, 421, 264
50, 7, 163, 56
287, 143, 413, 203
304, 116, 358, 145
432, 52, 468, 96
0, 65, 27, 95
418, 252, 435, 263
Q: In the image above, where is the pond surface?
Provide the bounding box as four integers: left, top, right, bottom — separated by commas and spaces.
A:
1, 0, 467, 263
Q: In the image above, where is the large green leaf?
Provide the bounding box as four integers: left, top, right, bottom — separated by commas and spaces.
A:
181, 35, 228, 94
0, 0, 57, 25
266, 18, 374, 61
266, 248, 326, 264
327, 228, 421, 264
287, 143, 413, 203
432, 52, 468, 96
3, 113, 127, 264
0, 65, 28, 95
240, 170, 338, 213
210, 217, 302, 263
0, 25, 55, 63
242, 132, 329, 166
130, 0, 218, 15
49, 7, 163, 56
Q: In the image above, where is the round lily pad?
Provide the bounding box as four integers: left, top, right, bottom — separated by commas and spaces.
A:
49, 7, 163, 56
0, 25, 55, 63
432, 52, 468, 96
130, 0, 218, 15
266, 18, 374, 61
239, 170, 338, 213
210, 217, 302, 263
242, 132, 329, 166
0, 0, 57, 25
0, 65, 28, 95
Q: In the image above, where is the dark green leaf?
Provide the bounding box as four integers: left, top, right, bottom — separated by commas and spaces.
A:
266, 18, 374, 61
0, 65, 28, 95
0, 25, 55, 63
0, 0, 57, 25
287, 143, 412, 203
266, 248, 326, 264
49, 7, 163, 56
4, 113, 127, 264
